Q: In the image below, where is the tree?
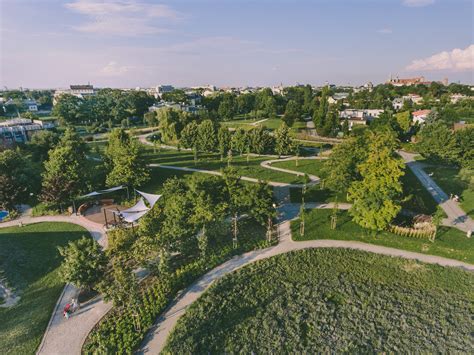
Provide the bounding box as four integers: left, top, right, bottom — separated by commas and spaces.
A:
0, 149, 37, 210
197, 119, 217, 152
243, 182, 276, 241
218, 93, 236, 120
27, 130, 60, 161
248, 125, 273, 155
395, 111, 411, 132
157, 108, 189, 142
180, 121, 199, 149
58, 236, 108, 290
321, 136, 367, 193
217, 127, 231, 161
314, 88, 329, 133
417, 121, 460, 163
283, 100, 301, 127
274, 123, 293, 157
231, 128, 248, 156
348, 131, 405, 231
52, 94, 81, 124
105, 129, 150, 189
222, 167, 246, 248
41, 130, 90, 204
321, 105, 339, 137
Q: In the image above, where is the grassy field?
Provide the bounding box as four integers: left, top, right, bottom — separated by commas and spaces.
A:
271, 158, 325, 177
164, 248, 473, 353
0, 222, 89, 354
291, 209, 473, 263
142, 147, 304, 184
424, 166, 474, 218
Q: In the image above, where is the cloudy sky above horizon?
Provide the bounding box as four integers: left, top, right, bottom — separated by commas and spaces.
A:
0, 0, 473, 89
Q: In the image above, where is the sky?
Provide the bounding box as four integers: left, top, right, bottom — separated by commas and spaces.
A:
0, 0, 473, 88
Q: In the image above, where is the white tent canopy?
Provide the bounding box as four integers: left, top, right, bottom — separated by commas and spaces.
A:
80, 185, 125, 199
121, 198, 149, 214
121, 210, 149, 223
136, 190, 162, 208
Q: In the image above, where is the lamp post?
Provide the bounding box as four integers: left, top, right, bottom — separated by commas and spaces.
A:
272, 203, 279, 241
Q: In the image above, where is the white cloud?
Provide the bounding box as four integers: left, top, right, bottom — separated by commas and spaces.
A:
402, 0, 435, 7
406, 45, 474, 71
65, 0, 181, 36
377, 28, 393, 35
100, 61, 129, 76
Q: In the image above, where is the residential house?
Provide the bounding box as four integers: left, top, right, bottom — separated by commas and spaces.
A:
403, 94, 423, 105
412, 109, 431, 125
24, 99, 38, 112
339, 109, 384, 120
450, 93, 472, 103
392, 98, 404, 110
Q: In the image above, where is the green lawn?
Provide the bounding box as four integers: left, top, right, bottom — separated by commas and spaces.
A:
0, 222, 89, 354
401, 167, 438, 214
142, 147, 304, 184
291, 209, 474, 263
271, 158, 325, 177
424, 166, 474, 218
164, 248, 473, 353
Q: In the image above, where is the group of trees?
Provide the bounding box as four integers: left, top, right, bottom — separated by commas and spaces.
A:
1, 127, 150, 211
0, 89, 53, 116
322, 129, 405, 232
179, 120, 295, 158
53, 89, 155, 126
59, 170, 275, 297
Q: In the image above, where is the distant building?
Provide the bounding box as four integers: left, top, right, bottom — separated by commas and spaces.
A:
339, 109, 384, 120
53, 84, 96, 104
412, 109, 431, 125
450, 93, 472, 103
24, 99, 38, 112
387, 76, 426, 86
328, 92, 350, 104
403, 94, 423, 105
154, 85, 175, 99
392, 98, 404, 110
148, 101, 200, 114
0, 118, 55, 146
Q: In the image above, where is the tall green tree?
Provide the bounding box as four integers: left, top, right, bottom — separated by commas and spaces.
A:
217, 127, 231, 161
197, 119, 217, 152
59, 236, 108, 290
348, 131, 404, 231
274, 123, 293, 157
0, 149, 38, 210
105, 129, 150, 188
41, 129, 90, 204
231, 128, 248, 156
283, 100, 301, 127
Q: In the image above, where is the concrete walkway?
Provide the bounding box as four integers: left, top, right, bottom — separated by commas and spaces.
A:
0, 215, 111, 355
138, 219, 474, 354
399, 151, 474, 233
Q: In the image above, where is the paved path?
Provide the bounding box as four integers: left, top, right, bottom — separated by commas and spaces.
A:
138, 219, 474, 354
0, 215, 111, 355
399, 151, 474, 233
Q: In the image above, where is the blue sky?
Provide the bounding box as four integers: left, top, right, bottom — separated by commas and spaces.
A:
0, 0, 472, 88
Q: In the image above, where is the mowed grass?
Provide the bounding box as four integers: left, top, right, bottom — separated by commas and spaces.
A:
401, 167, 438, 214
164, 248, 473, 353
291, 209, 474, 263
142, 147, 304, 184
0, 222, 89, 354
424, 165, 474, 218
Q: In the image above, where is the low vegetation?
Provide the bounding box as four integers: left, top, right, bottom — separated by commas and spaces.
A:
164, 249, 473, 353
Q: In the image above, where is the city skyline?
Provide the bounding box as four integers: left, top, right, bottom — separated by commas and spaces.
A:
1, 0, 473, 88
